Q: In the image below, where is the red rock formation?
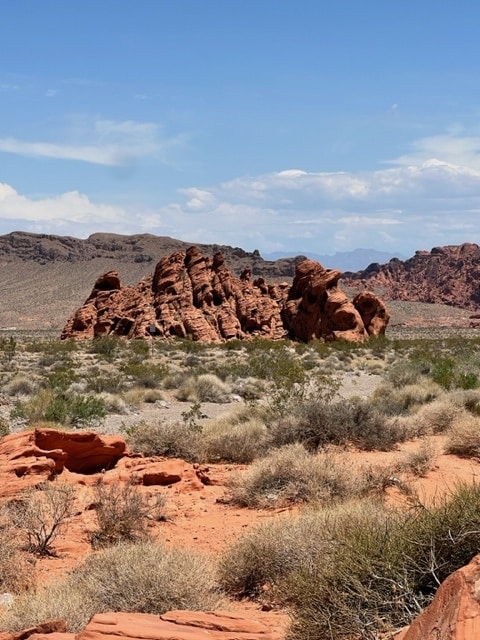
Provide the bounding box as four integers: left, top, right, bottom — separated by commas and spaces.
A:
395, 554, 480, 640
76, 610, 288, 640
0, 619, 69, 640
282, 259, 390, 341
0, 429, 211, 501
62, 247, 388, 343
343, 242, 480, 311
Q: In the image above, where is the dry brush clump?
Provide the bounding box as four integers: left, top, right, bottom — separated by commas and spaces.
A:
445, 411, 480, 458
6, 481, 76, 556
0, 507, 33, 593
228, 444, 372, 508
0, 540, 218, 632
268, 395, 407, 452
90, 479, 166, 548
199, 408, 269, 463
125, 420, 202, 461
284, 483, 480, 640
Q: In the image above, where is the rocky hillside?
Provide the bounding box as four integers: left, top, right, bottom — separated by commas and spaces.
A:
343, 242, 480, 311
0, 232, 305, 330
0, 231, 303, 277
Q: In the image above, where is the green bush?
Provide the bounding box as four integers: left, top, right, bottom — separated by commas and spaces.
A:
89, 335, 122, 359
269, 397, 404, 452
12, 390, 106, 427
121, 361, 168, 389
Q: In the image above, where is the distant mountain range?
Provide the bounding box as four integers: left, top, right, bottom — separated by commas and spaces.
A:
264, 248, 406, 272
0, 230, 477, 331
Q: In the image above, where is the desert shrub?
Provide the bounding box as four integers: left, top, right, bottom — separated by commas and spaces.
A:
13, 390, 106, 427
219, 499, 385, 599
411, 397, 462, 435
90, 480, 166, 547
129, 339, 150, 356
86, 371, 126, 394
123, 386, 146, 407
195, 373, 232, 402
25, 338, 77, 355
248, 346, 307, 388
385, 360, 424, 387
4, 375, 36, 396
230, 376, 267, 400
126, 420, 201, 461
0, 508, 32, 592
0, 416, 10, 437
431, 357, 457, 389
121, 361, 168, 388
404, 439, 437, 476
372, 379, 442, 416
0, 336, 17, 362
7, 482, 76, 555
285, 483, 480, 640
269, 397, 404, 452
229, 444, 362, 508
46, 364, 78, 391
98, 392, 127, 414
143, 389, 164, 403
451, 389, 480, 416
66, 394, 106, 425
176, 374, 231, 403
445, 412, 480, 457
0, 541, 217, 632
219, 511, 334, 597
89, 335, 122, 359
200, 415, 269, 463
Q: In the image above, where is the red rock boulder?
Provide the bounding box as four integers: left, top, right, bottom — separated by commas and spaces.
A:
395, 554, 480, 640
77, 610, 288, 640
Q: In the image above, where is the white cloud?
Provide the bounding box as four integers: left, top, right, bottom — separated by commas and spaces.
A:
0, 117, 182, 167
3, 129, 480, 256
390, 133, 480, 171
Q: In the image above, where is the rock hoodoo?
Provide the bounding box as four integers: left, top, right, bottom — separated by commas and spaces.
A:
61, 247, 389, 343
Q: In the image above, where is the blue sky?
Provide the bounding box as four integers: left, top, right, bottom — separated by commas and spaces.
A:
1, 1, 480, 257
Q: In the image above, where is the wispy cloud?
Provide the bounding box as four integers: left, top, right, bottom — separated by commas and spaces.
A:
3, 129, 480, 256
0, 117, 183, 167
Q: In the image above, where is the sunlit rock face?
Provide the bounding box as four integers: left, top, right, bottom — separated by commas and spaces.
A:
61, 247, 389, 343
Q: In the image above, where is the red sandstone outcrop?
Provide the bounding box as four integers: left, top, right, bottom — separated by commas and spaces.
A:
77, 610, 288, 640
0, 430, 211, 500
395, 554, 480, 640
343, 242, 480, 311
62, 247, 388, 343
0, 611, 289, 640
